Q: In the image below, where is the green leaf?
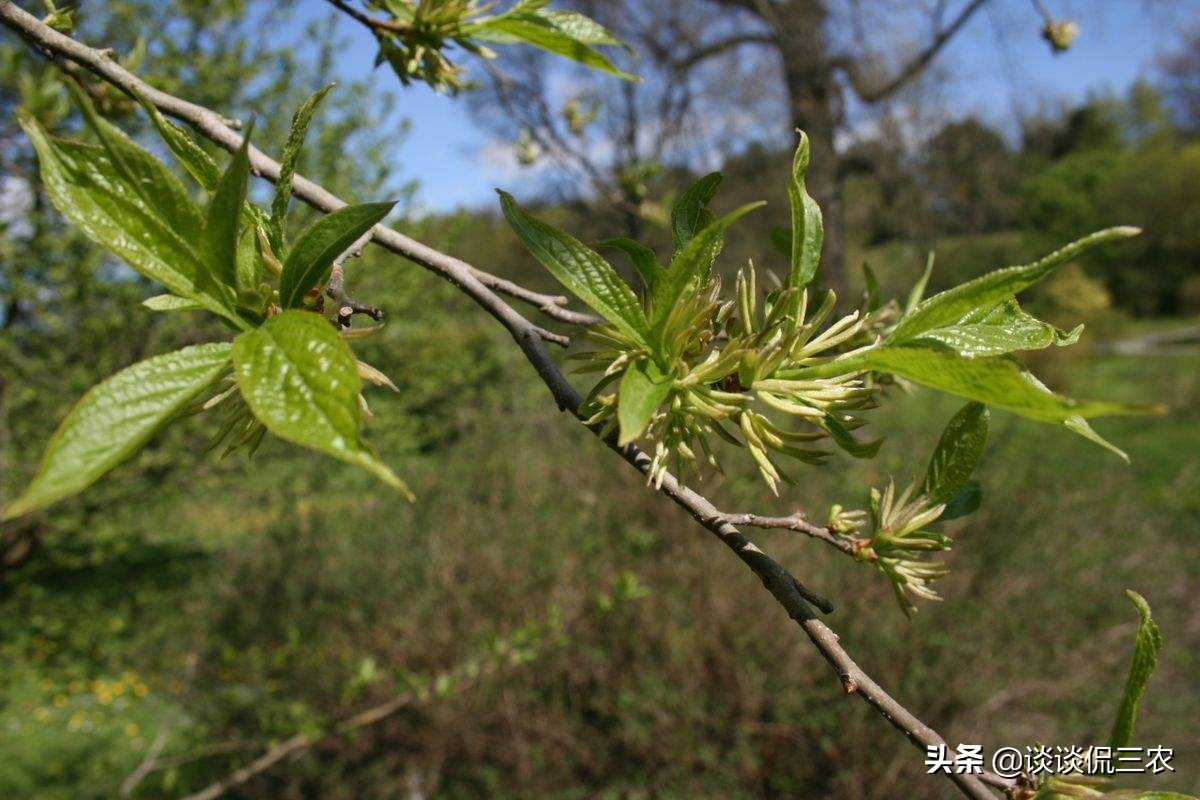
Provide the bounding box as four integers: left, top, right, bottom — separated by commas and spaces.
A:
511, 0, 554, 12
269, 84, 334, 252
768, 226, 791, 259
143, 294, 203, 312
923, 402, 988, 505
1064, 415, 1130, 463
235, 225, 264, 295
538, 9, 622, 45
792, 344, 1159, 454
65, 81, 204, 244
19, 115, 245, 327
819, 412, 882, 459
914, 299, 1082, 358
804, 345, 1157, 421
499, 190, 647, 343
671, 172, 722, 253
132, 89, 220, 191
601, 237, 661, 291
278, 202, 394, 309
651, 201, 765, 331
1109, 590, 1164, 749
231, 311, 411, 498
787, 131, 824, 297
617, 359, 673, 445
470, 15, 636, 81
376, 0, 416, 20
861, 262, 880, 312
939, 480, 981, 521
2, 343, 232, 520
200, 124, 252, 296
906, 252, 934, 315
892, 227, 1140, 342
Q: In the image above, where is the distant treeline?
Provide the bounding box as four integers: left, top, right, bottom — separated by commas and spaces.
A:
439, 80, 1200, 319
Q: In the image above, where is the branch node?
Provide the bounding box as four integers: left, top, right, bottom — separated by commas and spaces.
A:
793, 577, 835, 615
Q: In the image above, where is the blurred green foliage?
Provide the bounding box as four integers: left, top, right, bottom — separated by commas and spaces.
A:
2, 3, 1199, 799
3, 339, 1196, 798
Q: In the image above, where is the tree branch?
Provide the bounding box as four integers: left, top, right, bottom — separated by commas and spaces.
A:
671, 31, 777, 71
322, 0, 412, 36
479, 60, 648, 223
179, 733, 310, 800
119, 725, 172, 798
325, 230, 387, 328
1030, 0, 1054, 23
177, 611, 562, 800
719, 510, 864, 556
0, 5, 1004, 796
1, 2, 592, 337
832, 0, 991, 103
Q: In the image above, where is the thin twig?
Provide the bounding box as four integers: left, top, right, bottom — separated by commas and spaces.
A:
0, 6, 1003, 797
178, 615, 557, 800
327, 230, 385, 327
831, 0, 990, 102
180, 733, 311, 800
120, 653, 202, 797
719, 510, 863, 556
322, 0, 413, 35
120, 740, 263, 797
119, 725, 170, 798
1, 3, 586, 339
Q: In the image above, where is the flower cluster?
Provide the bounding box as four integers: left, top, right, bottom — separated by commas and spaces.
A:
366, 1, 632, 94
861, 480, 953, 615
500, 130, 1148, 611
576, 260, 882, 491
372, 0, 486, 93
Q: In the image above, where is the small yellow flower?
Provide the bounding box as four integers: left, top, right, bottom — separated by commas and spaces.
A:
124, 722, 140, 738
53, 694, 68, 708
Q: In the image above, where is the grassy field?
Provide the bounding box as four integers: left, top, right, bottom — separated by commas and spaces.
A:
2, 284, 1197, 798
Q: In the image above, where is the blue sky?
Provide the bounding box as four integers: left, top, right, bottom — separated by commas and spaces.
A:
294, 1, 1200, 213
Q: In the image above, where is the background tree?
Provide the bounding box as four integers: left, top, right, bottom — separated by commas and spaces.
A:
1020, 82, 1200, 315
920, 118, 1018, 237
470, 0, 1081, 296
0, 0, 408, 567
1159, 25, 1200, 135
